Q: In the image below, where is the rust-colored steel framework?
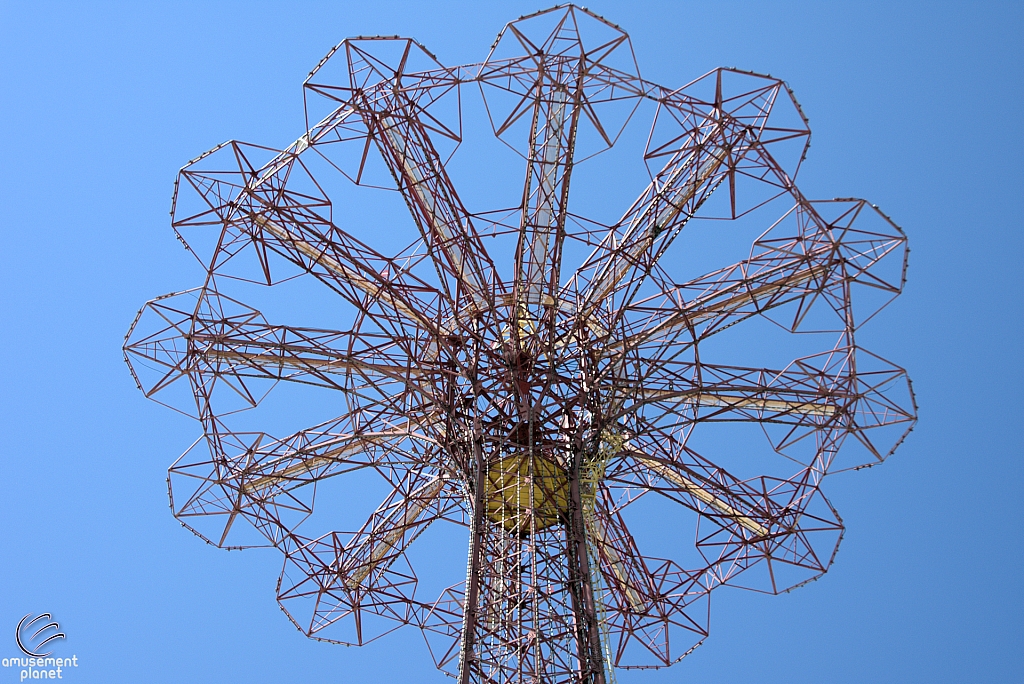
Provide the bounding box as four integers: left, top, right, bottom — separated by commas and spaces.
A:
125, 6, 916, 683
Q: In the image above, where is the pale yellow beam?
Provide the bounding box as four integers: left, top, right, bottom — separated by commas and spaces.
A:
635, 456, 769, 537
517, 88, 568, 315
199, 346, 425, 380
250, 107, 358, 188
345, 476, 448, 588
199, 337, 441, 402
584, 514, 646, 612
634, 389, 837, 417
380, 117, 489, 309
607, 260, 831, 354
250, 214, 432, 329
579, 128, 732, 318
240, 423, 423, 495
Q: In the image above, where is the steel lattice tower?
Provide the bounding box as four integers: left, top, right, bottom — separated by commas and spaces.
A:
125, 6, 916, 683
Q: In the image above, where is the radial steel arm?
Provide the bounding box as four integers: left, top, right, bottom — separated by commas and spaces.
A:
357, 86, 497, 312
603, 361, 849, 424
584, 490, 657, 613
246, 210, 441, 333
513, 60, 583, 322
613, 440, 778, 542
343, 475, 450, 588
572, 119, 751, 324
275, 467, 462, 645
189, 325, 432, 391
236, 422, 429, 498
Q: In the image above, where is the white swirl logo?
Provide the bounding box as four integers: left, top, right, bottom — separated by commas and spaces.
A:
15, 614, 65, 658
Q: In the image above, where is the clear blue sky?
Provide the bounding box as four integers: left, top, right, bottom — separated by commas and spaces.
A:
1, 1, 1021, 682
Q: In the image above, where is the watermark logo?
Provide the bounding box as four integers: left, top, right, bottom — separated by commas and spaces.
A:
3, 612, 78, 681
15, 615, 64, 658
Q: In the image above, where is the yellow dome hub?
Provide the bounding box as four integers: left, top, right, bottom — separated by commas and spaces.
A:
484, 452, 570, 533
